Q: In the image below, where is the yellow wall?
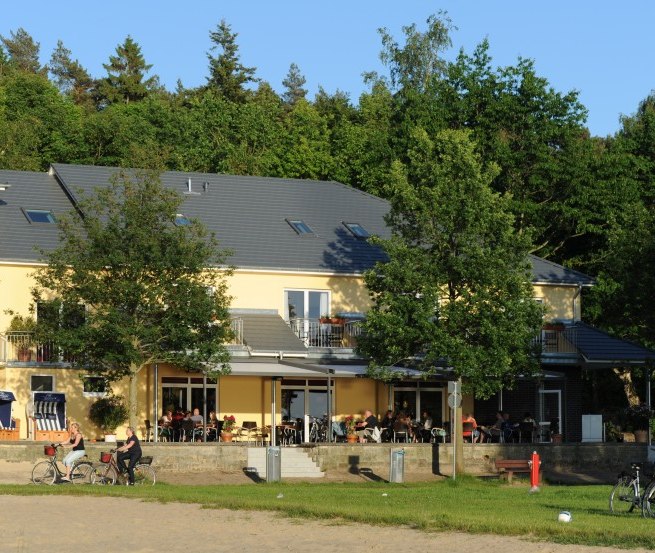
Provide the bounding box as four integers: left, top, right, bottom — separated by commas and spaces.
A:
0, 264, 39, 330
533, 284, 578, 321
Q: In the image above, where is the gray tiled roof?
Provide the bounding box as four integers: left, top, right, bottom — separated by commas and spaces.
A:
571, 322, 655, 365
0, 164, 594, 285
0, 170, 72, 263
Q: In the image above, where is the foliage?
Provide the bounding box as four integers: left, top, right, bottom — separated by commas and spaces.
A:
343, 415, 357, 435
5, 313, 37, 333
625, 403, 652, 431
88, 395, 128, 433
358, 129, 544, 398
222, 415, 236, 433
31, 169, 234, 428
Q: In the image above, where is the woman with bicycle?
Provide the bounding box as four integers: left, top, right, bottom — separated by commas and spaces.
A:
117, 426, 142, 485
58, 422, 85, 482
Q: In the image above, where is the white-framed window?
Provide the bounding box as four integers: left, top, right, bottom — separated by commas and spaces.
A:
30, 375, 54, 392
284, 289, 330, 321
82, 376, 108, 398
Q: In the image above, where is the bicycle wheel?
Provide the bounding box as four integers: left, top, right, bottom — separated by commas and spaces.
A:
642, 481, 655, 518
610, 476, 638, 513
133, 464, 156, 486
71, 462, 94, 484
31, 460, 56, 485
91, 464, 117, 485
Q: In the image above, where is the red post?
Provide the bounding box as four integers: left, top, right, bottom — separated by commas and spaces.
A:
530, 450, 541, 491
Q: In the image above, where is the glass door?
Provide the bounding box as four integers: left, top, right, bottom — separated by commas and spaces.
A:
538, 389, 562, 442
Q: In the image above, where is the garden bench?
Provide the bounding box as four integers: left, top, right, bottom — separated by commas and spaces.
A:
494, 458, 538, 483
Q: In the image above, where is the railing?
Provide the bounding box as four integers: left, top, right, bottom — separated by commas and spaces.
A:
3, 332, 60, 363
533, 326, 578, 354
229, 317, 244, 346
288, 318, 362, 348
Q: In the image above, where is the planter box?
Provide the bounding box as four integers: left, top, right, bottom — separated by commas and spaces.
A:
34, 430, 68, 442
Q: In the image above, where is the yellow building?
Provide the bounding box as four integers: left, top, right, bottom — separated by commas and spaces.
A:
0, 164, 650, 443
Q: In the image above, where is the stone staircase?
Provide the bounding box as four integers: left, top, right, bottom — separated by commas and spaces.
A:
247, 447, 325, 478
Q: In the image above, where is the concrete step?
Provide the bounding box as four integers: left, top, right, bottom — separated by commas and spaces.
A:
247, 447, 324, 478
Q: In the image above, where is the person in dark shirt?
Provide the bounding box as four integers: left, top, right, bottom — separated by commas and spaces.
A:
356, 409, 379, 443
117, 426, 142, 485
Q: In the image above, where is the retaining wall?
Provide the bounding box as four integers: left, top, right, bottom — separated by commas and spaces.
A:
0, 441, 647, 475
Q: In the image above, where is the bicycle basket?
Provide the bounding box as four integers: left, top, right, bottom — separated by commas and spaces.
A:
44, 445, 56, 457
100, 452, 112, 463
139, 456, 153, 465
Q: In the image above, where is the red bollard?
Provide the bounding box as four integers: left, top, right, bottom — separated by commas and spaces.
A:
529, 450, 541, 492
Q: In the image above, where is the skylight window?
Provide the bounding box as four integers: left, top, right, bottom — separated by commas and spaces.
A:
287, 219, 314, 235
174, 214, 191, 226
24, 209, 56, 224
344, 222, 370, 238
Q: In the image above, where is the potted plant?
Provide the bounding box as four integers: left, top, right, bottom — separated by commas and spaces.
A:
221, 415, 236, 442
5, 313, 37, 361
549, 418, 562, 444
626, 403, 652, 443
344, 415, 358, 443
89, 394, 128, 442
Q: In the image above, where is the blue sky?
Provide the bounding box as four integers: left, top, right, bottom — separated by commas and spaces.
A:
3, 1, 654, 137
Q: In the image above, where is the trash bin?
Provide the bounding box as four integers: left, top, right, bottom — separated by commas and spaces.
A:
389, 448, 405, 483
266, 446, 281, 482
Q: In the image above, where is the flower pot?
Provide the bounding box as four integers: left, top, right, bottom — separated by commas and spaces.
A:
17, 348, 32, 362
346, 434, 358, 443
634, 429, 648, 443
221, 432, 234, 442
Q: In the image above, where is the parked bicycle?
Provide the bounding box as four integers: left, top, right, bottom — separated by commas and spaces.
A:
31, 444, 94, 485
609, 462, 652, 514
308, 416, 328, 443
91, 449, 156, 486
641, 475, 655, 517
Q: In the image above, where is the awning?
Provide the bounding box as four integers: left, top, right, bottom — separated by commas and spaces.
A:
0, 390, 16, 402
227, 362, 326, 378
33, 392, 66, 403
278, 361, 427, 379
233, 311, 308, 354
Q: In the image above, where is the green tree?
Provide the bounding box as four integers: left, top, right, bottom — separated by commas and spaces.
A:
282, 62, 307, 105
206, 20, 258, 102
0, 27, 44, 74
31, 170, 234, 427
357, 129, 544, 398
49, 40, 95, 109
96, 35, 161, 106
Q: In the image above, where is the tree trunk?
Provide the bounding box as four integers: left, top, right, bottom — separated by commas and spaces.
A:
613, 367, 641, 406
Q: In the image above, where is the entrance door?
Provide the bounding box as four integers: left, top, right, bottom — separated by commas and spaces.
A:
538, 389, 562, 442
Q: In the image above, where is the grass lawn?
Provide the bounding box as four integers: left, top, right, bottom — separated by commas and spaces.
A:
1, 477, 654, 549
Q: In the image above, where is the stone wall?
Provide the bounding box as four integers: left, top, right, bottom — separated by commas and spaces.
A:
0, 442, 647, 475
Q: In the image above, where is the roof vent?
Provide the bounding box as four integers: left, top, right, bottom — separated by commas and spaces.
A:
0, 183, 10, 192
187, 178, 192, 192
203, 181, 209, 192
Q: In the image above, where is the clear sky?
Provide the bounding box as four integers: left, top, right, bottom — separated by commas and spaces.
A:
3, 1, 654, 137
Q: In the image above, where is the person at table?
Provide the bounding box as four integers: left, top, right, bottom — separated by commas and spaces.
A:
117, 426, 142, 485
206, 411, 218, 441
380, 410, 394, 442
158, 410, 173, 441
501, 411, 518, 443
419, 410, 433, 443
462, 413, 481, 443
355, 409, 379, 443
392, 411, 412, 442
191, 408, 204, 426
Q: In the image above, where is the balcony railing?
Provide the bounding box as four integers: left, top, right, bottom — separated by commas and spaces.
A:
533, 326, 578, 354
288, 318, 362, 348
1, 318, 246, 363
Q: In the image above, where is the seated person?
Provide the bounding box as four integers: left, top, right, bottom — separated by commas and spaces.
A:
380, 410, 395, 442
355, 409, 379, 443
392, 412, 411, 441
480, 411, 504, 442
501, 412, 518, 443
158, 410, 173, 441
462, 413, 481, 443
419, 410, 433, 443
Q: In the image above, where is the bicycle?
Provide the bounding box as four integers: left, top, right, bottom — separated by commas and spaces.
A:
641, 475, 655, 517
609, 462, 652, 514
91, 449, 156, 486
308, 416, 328, 443
31, 444, 94, 485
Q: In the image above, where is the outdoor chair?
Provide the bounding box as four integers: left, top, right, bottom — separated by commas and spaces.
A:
462, 421, 475, 443
518, 422, 536, 443
143, 420, 152, 442
241, 421, 258, 444
332, 421, 346, 442
392, 422, 409, 443
431, 427, 447, 443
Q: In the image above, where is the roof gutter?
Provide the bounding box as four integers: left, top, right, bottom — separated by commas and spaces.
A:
248, 351, 308, 359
